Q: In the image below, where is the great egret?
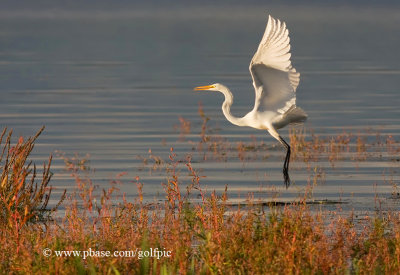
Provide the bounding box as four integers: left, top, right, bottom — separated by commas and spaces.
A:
194, 15, 307, 188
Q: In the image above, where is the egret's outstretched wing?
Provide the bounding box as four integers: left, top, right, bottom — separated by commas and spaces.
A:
250, 15, 300, 114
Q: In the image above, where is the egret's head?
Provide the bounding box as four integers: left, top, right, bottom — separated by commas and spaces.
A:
193, 83, 221, 92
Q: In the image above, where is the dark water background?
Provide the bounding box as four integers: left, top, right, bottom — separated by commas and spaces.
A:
1, 3, 399, 214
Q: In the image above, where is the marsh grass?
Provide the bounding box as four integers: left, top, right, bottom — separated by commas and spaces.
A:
289, 128, 399, 166
174, 106, 399, 170
0, 127, 66, 261
0, 127, 65, 225
1, 124, 400, 274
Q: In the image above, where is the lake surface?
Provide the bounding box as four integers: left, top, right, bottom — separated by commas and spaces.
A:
1, 4, 399, 215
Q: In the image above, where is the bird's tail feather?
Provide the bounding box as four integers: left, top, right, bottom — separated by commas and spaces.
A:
273, 106, 308, 129
285, 106, 308, 125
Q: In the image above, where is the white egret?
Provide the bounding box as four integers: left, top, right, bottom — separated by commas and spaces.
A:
194, 15, 307, 188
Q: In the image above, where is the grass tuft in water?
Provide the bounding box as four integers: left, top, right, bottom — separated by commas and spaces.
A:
2, 127, 400, 274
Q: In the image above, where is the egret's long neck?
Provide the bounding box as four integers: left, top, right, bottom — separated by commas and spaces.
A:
219, 86, 245, 127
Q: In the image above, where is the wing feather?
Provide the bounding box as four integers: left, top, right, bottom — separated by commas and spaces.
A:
250, 15, 300, 114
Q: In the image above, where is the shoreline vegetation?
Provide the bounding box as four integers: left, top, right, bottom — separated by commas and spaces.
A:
1, 113, 400, 273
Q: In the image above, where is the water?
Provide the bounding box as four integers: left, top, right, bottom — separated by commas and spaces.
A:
1, 4, 399, 214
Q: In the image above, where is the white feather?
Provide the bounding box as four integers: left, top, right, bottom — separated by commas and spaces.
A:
250, 15, 301, 117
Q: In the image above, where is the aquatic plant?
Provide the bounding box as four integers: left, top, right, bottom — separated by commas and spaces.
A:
1, 127, 400, 274
0, 127, 65, 224
0, 127, 65, 254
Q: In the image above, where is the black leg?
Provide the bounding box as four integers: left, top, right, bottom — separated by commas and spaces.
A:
279, 136, 291, 188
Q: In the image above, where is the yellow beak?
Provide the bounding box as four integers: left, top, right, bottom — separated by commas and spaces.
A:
194, 85, 214, 91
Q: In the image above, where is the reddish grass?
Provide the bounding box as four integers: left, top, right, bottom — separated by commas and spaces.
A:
1, 127, 400, 274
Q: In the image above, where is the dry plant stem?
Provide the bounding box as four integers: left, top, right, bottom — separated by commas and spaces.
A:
1, 142, 400, 273
2, 121, 400, 273
0, 127, 65, 225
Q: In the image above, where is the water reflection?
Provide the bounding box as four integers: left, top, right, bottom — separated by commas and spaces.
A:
0, 5, 399, 214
